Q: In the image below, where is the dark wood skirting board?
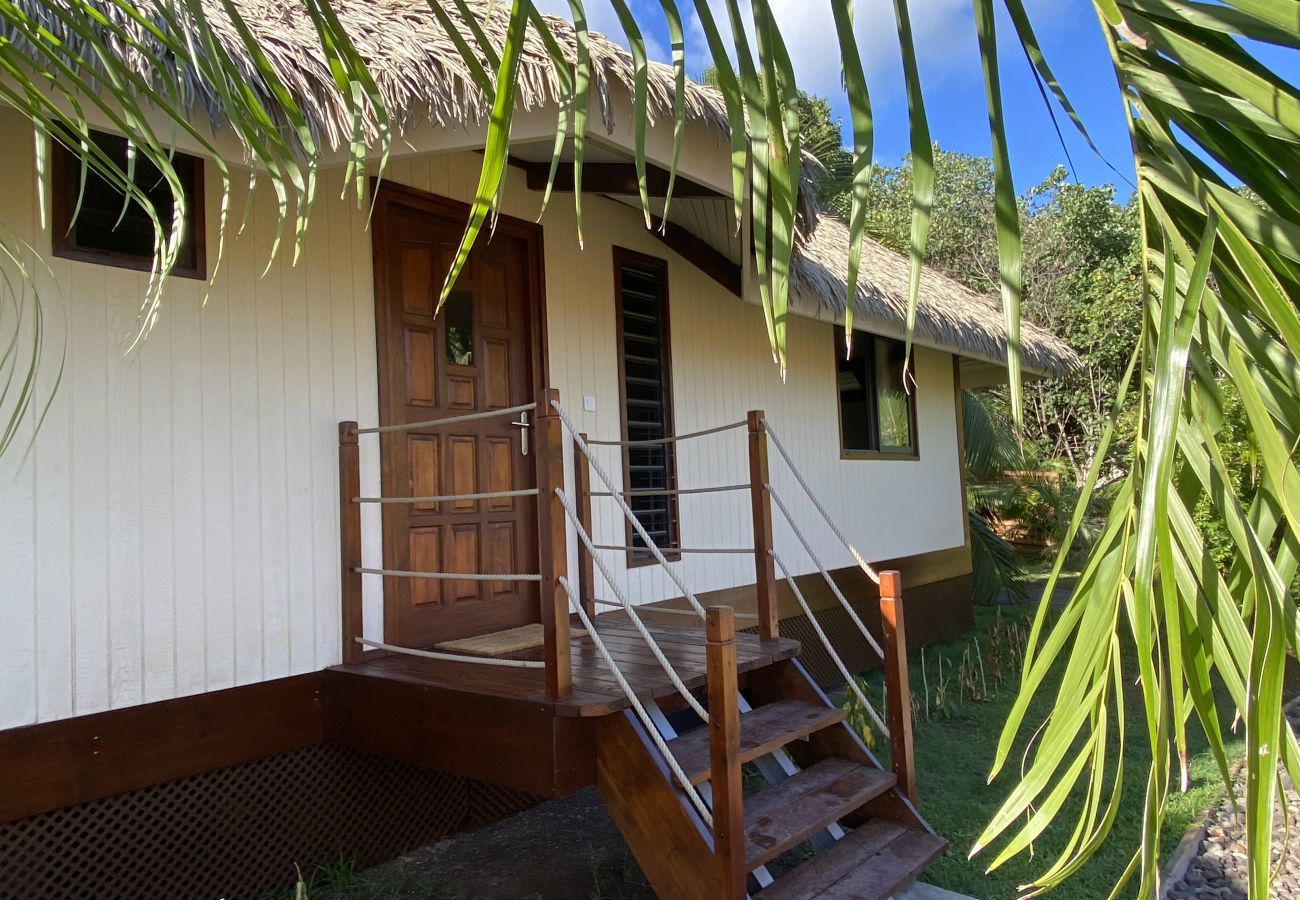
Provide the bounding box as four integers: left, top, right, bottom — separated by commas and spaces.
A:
321, 667, 597, 798
0, 673, 323, 824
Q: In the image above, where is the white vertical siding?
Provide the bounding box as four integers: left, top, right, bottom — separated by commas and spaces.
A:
0, 107, 964, 728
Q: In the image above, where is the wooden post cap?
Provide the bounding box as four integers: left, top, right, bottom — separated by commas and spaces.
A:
879, 570, 902, 599
706, 606, 735, 642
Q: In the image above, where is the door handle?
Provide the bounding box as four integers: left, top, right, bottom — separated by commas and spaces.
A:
509, 411, 530, 456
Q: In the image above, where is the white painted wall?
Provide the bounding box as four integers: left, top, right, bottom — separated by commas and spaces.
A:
0, 110, 964, 728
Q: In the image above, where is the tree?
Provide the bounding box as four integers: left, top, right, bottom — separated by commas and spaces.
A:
2, 1, 1298, 896
839, 148, 1142, 485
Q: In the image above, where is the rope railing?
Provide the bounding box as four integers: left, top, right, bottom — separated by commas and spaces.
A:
770, 550, 890, 738
550, 399, 709, 620
582, 420, 747, 447
555, 486, 709, 722
353, 488, 539, 505
762, 419, 881, 585
558, 576, 713, 825
592, 598, 759, 621
354, 567, 543, 582
586, 484, 749, 498
354, 637, 546, 669
765, 485, 886, 662
355, 402, 537, 435
592, 544, 752, 555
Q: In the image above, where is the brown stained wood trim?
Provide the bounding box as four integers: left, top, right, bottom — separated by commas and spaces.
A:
595, 711, 717, 900
535, 386, 572, 700
705, 608, 746, 899
0, 674, 323, 824
49, 133, 208, 280
650, 215, 742, 298
747, 410, 779, 641
880, 570, 918, 804
612, 246, 682, 569
748, 659, 931, 834
339, 421, 365, 666
322, 667, 595, 797
832, 325, 921, 461
515, 158, 721, 200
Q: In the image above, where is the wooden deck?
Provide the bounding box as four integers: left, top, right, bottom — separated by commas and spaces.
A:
328, 617, 802, 718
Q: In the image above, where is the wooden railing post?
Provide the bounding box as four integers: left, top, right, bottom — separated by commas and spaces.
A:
535, 389, 572, 700
747, 410, 779, 640
339, 421, 364, 666
574, 432, 596, 618
706, 606, 746, 899
880, 570, 917, 803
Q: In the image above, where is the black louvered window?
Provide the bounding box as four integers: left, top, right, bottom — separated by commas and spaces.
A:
615, 250, 679, 561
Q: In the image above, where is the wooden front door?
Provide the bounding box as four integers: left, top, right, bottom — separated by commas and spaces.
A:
373, 185, 544, 647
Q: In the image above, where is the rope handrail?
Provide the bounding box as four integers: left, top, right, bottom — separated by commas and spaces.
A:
354, 637, 546, 669
582, 420, 747, 447
551, 399, 708, 619
587, 483, 748, 498
771, 551, 890, 738
356, 402, 537, 435
765, 485, 886, 662
762, 419, 881, 585
555, 487, 709, 722
592, 598, 759, 621
592, 544, 752, 555
558, 576, 713, 826
354, 567, 542, 582
353, 488, 540, 505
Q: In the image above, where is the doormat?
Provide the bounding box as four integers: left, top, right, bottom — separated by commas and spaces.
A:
434, 622, 587, 657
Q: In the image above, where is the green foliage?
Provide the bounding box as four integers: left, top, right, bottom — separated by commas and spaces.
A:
4, 2, 1299, 896
819, 148, 1144, 484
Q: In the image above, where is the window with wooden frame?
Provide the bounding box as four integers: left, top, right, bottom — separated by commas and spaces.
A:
51, 128, 206, 279
614, 248, 680, 563
835, 326, 918, 458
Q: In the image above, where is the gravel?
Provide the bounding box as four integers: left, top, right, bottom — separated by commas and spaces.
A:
1164, 698, 1300, 900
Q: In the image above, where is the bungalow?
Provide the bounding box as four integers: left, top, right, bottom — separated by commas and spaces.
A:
0, 2, 1077, 898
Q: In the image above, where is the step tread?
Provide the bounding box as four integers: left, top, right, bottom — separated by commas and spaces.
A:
754, 819, 948, 900
667, 700, 846, 785
744, 759, 897, 870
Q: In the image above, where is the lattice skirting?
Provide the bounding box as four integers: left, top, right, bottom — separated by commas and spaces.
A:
0, 743, 538, 900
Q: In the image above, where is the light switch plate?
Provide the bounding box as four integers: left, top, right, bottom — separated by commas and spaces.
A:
583, 395, 597, 412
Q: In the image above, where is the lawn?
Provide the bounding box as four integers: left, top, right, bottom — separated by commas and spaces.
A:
840, 595, 1241, 900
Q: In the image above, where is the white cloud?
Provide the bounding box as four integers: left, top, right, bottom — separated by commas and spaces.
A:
532, 0, 1075, 118
685, 0, 977, 105
533, 0, 669, 65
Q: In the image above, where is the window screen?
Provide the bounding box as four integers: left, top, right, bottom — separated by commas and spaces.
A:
52, 128, 205, 278
836, 328, 916, 456
615, 250, 679, 560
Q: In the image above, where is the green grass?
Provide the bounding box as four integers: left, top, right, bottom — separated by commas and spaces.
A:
840, 602, 1240, 899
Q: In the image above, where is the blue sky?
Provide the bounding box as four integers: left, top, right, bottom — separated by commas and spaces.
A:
532, 0, 1297, 197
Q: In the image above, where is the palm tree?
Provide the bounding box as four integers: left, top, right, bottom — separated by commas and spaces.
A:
1, 1, 1297, 895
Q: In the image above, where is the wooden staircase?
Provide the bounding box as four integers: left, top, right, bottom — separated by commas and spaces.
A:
597, 608, 947, 900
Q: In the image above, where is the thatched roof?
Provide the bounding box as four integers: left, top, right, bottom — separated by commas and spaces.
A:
7, 0, 1077, 376
794, 215, 1078, 376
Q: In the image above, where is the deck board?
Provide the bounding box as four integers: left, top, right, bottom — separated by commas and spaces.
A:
330, 617, 802, 717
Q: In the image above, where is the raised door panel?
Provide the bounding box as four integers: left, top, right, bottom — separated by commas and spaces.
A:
446, 524, 480, 604
484, 522, 517, 597
409, 527, 442, 607
447, 436, 478, 512
484, 437, 514, 512
404, 327, 437, 406
407, 434, 440, 512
